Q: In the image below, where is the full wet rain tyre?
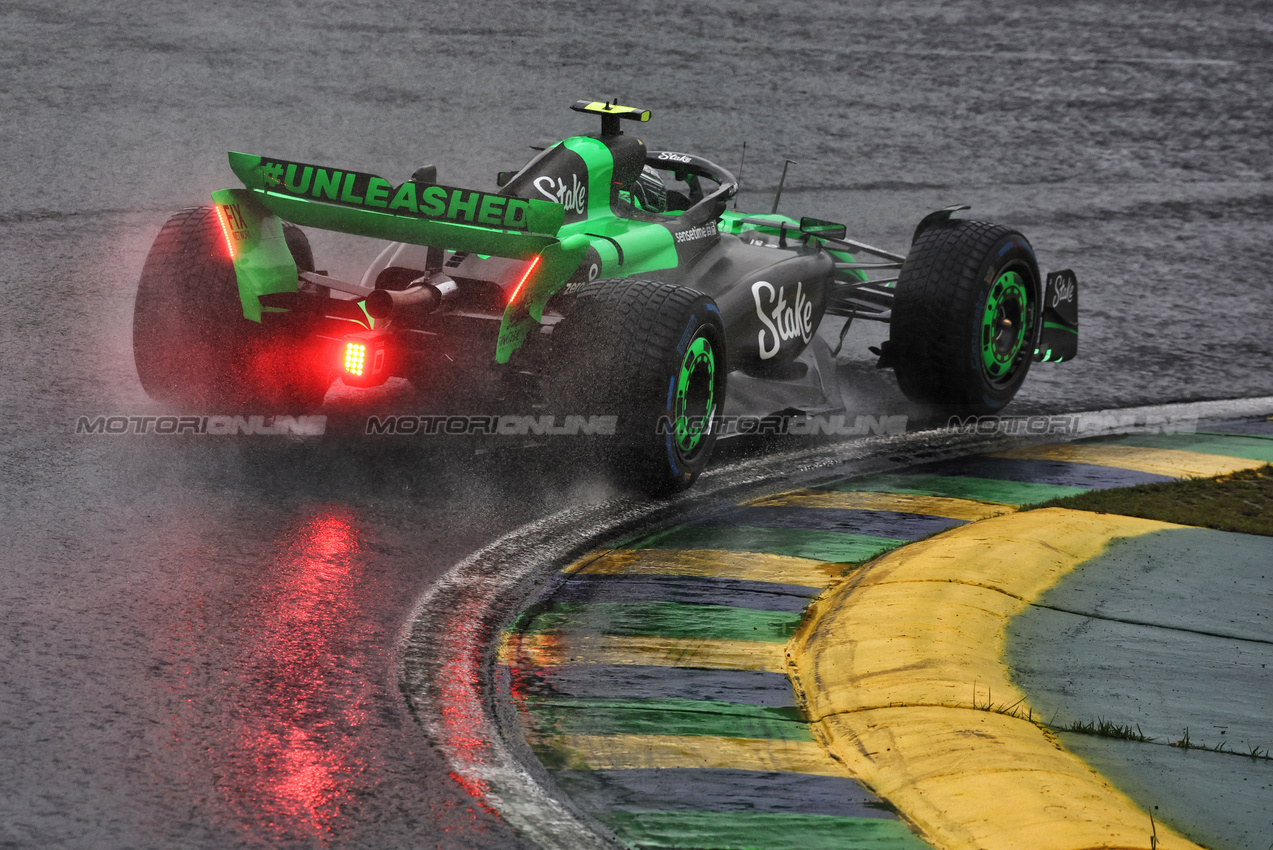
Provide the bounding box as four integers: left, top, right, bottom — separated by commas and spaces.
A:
889, 219, 1041, 415
132, 205, 330, 411
554, 278, 727, 496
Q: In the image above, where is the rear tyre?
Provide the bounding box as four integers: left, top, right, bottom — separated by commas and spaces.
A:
554, 279, 727, 496
889, 220, 1040, 414
132, 206, 330, 410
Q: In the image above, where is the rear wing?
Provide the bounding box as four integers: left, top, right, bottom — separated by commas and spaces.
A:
216, 153, 589, 363
227, 152, 566, 258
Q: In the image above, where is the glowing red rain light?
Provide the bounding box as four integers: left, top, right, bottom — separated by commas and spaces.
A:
214, 204, 238, 260
507, 255, 541, 305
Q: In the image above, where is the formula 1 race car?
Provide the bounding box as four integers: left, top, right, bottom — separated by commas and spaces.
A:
133, 99, 1079, 494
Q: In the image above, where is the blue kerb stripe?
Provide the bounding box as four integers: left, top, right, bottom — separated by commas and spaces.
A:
907, 456, 1174, 489
513, 664, 798, 707
554, 574, 819, 613
554, 768, 896, 819
692, 505, 967, 540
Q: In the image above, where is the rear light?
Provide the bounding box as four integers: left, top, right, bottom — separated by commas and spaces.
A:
507, 255, 542, 305
340, 335, 390, 387
344, 342, 367, 377
213, 204, 238, 260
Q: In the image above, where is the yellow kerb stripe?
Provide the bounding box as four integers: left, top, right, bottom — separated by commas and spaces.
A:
746, 490, 1015, 521
790, 508, 1205, 850
539, 734, 844, 776
565, 548, 846, 589
500, 633, 789, 673
990, 443, 1265, 478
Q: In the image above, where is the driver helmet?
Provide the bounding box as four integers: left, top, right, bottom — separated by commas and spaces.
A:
630, 165, 668, 214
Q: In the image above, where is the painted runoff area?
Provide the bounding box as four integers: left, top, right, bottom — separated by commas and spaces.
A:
499, 423, 1273, 850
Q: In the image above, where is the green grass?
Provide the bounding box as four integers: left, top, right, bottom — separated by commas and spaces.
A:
970, 704, 1273, 762
1064, 717, 1156, 743
1031, 464, 1273, 536
1168, 727, 1272, 760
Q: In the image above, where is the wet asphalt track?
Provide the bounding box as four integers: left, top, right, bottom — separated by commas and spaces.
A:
3, 1, 1273, 847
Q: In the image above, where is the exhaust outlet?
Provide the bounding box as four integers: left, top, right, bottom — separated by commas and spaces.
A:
364, 275, 458, 320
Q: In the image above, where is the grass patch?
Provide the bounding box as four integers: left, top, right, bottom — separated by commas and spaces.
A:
1168, 727, 1273, 760
970, 684, 1034, 722
1064, 717, 1156, 743
1029, 464, 1273, 536
985, 707, 1273, 762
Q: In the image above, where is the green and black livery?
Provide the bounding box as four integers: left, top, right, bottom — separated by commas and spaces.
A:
133, 99, 1079, 494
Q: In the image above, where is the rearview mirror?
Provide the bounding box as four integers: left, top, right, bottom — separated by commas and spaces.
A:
799, 217, 847, 240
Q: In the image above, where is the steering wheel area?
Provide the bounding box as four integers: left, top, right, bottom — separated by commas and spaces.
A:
644, 151, 738, 212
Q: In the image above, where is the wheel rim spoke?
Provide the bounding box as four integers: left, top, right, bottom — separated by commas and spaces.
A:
980, 270, 1031, 384
673, 334, 716, 456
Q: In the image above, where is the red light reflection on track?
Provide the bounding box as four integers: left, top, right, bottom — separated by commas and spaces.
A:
435, 597, 501, 818
152, 506, 506, 844
502, 632, 560, 709
224, 509, 375, 842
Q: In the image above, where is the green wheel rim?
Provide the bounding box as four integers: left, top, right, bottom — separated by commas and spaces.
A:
980, 270, 1031, 384
673, 333, 717, 457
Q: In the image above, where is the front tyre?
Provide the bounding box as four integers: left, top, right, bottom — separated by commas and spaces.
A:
556, 279, 727, 496
889, 220, 1041, 414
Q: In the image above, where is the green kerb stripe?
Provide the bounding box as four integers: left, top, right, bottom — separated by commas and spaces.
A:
1096, 432, 1273, 463
628, 525, 905, 563
518, 601, 803, 643
598, 810, 930, 850
527, 698, 812, 740
822, 473, 1086, 505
